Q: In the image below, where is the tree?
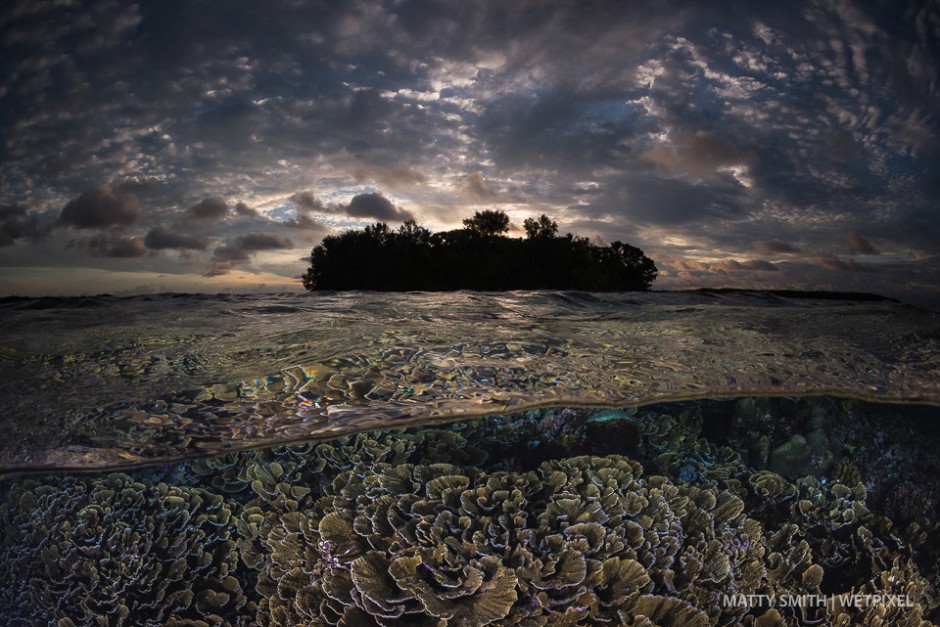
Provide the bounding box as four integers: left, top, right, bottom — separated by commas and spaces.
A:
363, 222, 392, 245
523, 214, 558, 239
397, 220, 431, 246
462, 210, 510, 237
302, 211, 657, 292
599, 241, 658, 290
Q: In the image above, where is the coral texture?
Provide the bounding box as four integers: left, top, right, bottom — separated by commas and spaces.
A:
0, 473, 250, 626
1, 400, 937, 626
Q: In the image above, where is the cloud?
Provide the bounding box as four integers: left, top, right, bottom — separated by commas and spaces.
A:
282, 193, 329, 235
844, 231, 879, 255
460, 172, 499, 199
234, 233, 294, 251
670, 259, 712, 273
669, 257, 777, 274
207, 232, 295, 276
0, 0, 937, 300
184, 196, 229, 222
282, 213, 326, 233
289, 191, 325, 213
645, 131, 756, 178
144, 225, 210, 250
56, 187, 139, 229
0, 205, 49, 245
814, 252, 875, 273
344, 192, 414, 222
714, 259, 779, 272
212, 234, 295, 263
234, 202, 259, 218
113, 177, 161, 195
613, 175, 748, 225
80, 234, 148, 258
351, 164, 427, 190
754, 239, 800, 254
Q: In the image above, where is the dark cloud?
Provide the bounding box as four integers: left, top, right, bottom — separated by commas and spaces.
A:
0, 205, 48, 245
460, 172, 499, 199
715, 259, 779, 272
645, 131, 756, 178
56, 187, 139, 229
263, 194, 328, 234
844, 231, 879, 255
289, 192, 325, 214
144, 225, 210, 251
344, 193, 414, 222
611, 176, 747, 226
184, 197, 229, 222
351, 164, 427, 190
282, 213, 326, 233
234, 202, 259, 218
207, 232, 295, 276
754, 239, 800, 255
235, 233, 294, 251
83, 234, 148, 258
0, 0, 937, 299
478, 90, 656, 175
814, 252, 875, 273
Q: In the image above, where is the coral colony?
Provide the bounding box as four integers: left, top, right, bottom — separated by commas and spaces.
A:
1, 397, 937, 625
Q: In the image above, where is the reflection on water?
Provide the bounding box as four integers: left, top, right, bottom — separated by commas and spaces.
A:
0, 291, 938, 471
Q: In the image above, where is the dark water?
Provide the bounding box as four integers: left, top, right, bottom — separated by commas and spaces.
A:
1, 291, 938, 625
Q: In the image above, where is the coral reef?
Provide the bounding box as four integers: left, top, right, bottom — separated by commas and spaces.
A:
236, 442, 936, 625
0, 473, 251, 626
242, 455, 763, 625
1, 397, 938, 626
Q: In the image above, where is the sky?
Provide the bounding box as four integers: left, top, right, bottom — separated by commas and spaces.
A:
0, 0, 938, 303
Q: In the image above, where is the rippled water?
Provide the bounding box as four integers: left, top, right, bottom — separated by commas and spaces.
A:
1, 290, 938, 473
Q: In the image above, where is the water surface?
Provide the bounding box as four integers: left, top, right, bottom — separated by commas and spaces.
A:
1, 290, 938, 473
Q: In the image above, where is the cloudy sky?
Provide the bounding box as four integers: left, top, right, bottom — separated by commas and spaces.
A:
1, 0, 938, 302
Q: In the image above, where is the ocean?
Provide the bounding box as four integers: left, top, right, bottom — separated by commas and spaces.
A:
1, 291, 938, 625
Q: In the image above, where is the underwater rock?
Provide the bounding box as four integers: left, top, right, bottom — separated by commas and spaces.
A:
584, 413, 642, 457
805, 428, 833, 475
733, 398, 770, 425
768, 434, 812, 478
752, 435, 771, 470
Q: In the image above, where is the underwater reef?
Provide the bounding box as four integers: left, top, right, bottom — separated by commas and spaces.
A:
1, 398, 938, 626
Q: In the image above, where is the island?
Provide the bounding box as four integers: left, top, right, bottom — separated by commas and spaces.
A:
301, 210, 657, 291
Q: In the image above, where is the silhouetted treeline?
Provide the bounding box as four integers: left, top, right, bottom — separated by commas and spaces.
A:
301, 210, 658, 291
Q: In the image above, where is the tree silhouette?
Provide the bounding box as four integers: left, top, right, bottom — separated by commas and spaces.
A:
462, 210, 510, 237
523, 214, 558, 239
302, 211, 657, 292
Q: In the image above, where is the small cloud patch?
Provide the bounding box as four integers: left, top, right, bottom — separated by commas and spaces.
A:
207, 232, 294, 276
56, 187, 138, 229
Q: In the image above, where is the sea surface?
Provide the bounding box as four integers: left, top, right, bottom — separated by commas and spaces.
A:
0, 290, 938, 472
1, 291, 939, 626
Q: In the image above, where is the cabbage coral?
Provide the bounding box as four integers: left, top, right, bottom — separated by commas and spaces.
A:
0, 473, 250, 626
